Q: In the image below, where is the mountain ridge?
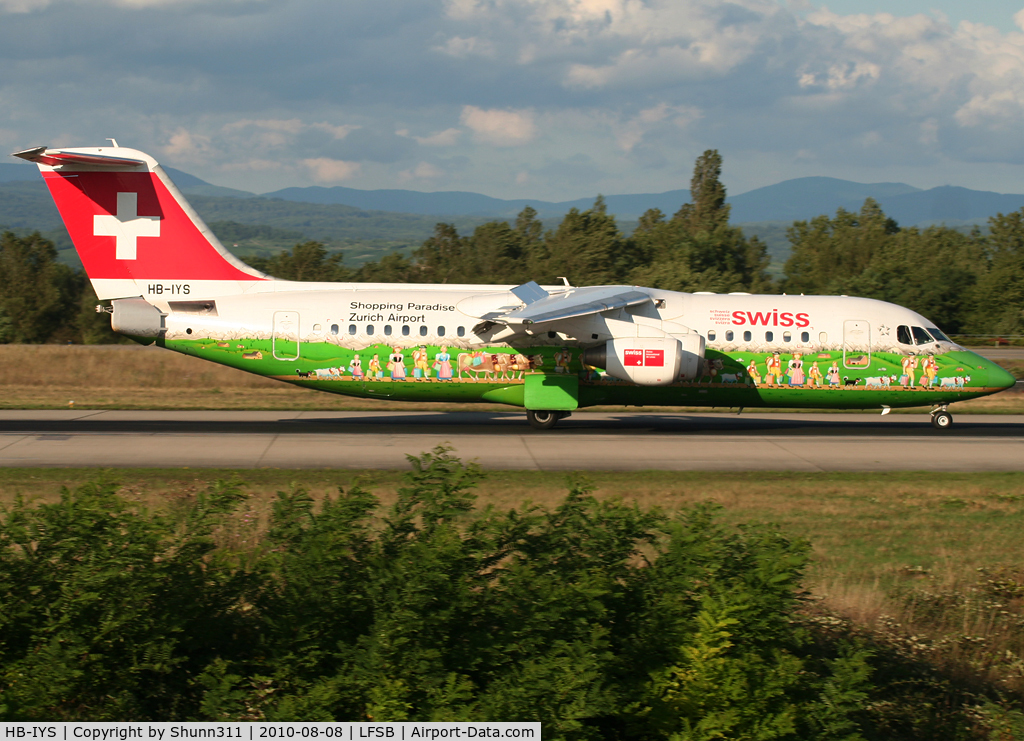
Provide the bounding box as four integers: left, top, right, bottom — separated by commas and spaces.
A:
5, 160, 1024, 235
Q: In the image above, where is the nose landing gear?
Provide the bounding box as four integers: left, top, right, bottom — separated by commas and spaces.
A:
526, 410, 571, 430
931, 404, 952, 430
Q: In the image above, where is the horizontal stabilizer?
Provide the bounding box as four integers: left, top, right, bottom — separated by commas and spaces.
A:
497, 285, 652, 325
12, 146, 146, 169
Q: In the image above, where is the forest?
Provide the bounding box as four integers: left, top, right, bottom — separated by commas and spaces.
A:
2, 150, 1023, 344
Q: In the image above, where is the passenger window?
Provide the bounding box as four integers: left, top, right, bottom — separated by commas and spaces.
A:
801, 331, 809, 343
402, 325, 410, 336
912, 326, 933, 345
819, 332, 827, 343
765, 331, 774, 342
438, 326, 446, 336
725, 330, 734, 341
420, 326, 428, 336
330, 324, 339, 336
783, 331, 791, 343
458, 326, 466, 337
708, 330, 717, 342
348, 324, 356, 335
366, 325, 374, 335
384, 325, 393, 336
897, 325, 913, 345
313, 323, 322, 333
743, 331, 751, 342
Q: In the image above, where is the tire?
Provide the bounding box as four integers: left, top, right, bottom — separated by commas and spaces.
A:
931, 411, 952, 430
527, 409, 561, 430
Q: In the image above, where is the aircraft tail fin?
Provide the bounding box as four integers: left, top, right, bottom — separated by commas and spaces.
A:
12, 145, 269, 300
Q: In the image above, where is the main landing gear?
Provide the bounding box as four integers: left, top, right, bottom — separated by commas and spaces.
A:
931, 404, 953, 431
526, 410, 571, 430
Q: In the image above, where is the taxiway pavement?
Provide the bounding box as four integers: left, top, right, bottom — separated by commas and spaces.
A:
1, 410, 1022, 471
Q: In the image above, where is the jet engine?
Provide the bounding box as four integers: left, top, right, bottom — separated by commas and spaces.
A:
583, 335, 704, 386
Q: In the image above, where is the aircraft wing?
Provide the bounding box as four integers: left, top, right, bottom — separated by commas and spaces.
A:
492, 283, 652, 326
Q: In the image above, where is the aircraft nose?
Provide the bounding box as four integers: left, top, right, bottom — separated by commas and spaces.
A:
988, 362, 1018, 391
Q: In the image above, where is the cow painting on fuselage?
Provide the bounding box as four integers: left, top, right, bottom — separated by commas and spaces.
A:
13, 144, 1017, 430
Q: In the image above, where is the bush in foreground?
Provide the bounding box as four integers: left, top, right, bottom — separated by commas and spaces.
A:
0, 448, 1019, 738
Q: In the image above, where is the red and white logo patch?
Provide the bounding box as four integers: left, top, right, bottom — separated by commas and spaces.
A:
623, 349, 664, 367
644, 349, 664, 367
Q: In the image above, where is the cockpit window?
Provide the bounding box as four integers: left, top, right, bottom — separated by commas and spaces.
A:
927, 327, 951, 343
912, 326, 933, 345
897, 325, 913, 345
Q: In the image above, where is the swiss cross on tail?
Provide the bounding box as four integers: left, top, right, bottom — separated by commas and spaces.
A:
94, 192, 161, 260
11, 145, 270, 299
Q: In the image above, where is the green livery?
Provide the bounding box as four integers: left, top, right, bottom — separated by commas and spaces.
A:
165, 337, 1012, 412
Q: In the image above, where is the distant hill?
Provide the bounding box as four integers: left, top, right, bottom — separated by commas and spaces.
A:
0, 179, 487, 269
726, 177, 921, 223
0, 162, 37, 183
264, 176, 1024, 228
163, 167, 255, 199
5, 161, 1024, 274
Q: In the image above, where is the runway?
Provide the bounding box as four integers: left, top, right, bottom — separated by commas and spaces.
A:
1, 410, 1023, 471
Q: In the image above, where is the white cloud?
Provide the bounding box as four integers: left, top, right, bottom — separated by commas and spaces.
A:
612, 103, 701, 152
0, 0, 249, 10
302, 158, 362, 182
409, 127, 462, 146
310, 122, 360, 139
434, 35, 495, 58
460, 106, 536, 146
399, 161, 445, 182
162, 128, 212, 162
0, 0, 50, 11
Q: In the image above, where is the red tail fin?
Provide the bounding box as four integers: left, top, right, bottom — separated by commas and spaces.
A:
12, 145, 268, 300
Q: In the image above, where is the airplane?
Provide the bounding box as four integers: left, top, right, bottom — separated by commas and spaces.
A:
12, 144, 1017, 430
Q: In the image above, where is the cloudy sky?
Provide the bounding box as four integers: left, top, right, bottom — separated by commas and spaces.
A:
4, 0, 1024, 201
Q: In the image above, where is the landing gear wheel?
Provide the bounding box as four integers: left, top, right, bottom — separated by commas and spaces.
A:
931, 410, 953, 430
527, 409, 561, 430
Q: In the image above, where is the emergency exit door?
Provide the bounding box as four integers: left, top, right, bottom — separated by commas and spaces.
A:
273, 311, 300, 360
843, 319, 870, 369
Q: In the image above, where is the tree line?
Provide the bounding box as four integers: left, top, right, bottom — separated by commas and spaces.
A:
3, 149, 1024, 343
2, 447, 1018, 736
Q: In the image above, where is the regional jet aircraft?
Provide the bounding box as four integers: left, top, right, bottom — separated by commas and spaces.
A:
13, 145, 1016, 429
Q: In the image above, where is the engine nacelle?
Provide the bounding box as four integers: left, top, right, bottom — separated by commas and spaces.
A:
584, 336, 694, 386
583, 334, 705, 386
676, 333, 705, 381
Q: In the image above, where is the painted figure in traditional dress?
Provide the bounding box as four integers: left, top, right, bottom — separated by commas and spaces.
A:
388, 347, 407, 380
826, 361, 841, 387
349, 354, 363, 379
368, 354, 383, 379
808, 361, 824, 388
921, 355, 939, 388
900, 355, 919, 387
413, 345, 430, 380
554, 348, 573, 374
746, 359, 762, 385
787, 352, 805, 386
434, 345, 453, 381
765, 352, 782, 386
